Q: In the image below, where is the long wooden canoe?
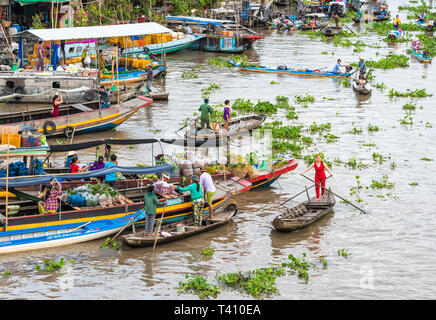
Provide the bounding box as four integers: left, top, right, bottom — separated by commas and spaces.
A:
411, 48, 432, 63
185, 115, 266, 140
228, 60, 352, 78
121, 202, 238, 248
272, 193, 335, 232
0, 96, 153, 138
322, 26, 343, 36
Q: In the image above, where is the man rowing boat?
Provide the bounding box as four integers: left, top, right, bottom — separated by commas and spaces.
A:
332, 59, 343, 74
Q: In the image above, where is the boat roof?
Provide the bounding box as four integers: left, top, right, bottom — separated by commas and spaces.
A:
0, 164, 175, 188
15, 22, 172, 41
305, 13, 329, 18
165, 15, 236, 26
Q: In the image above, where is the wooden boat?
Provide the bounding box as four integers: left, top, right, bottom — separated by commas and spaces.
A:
0, 96, 153, 138
117, 35, 201, 55
122, 202, 237, 248
184, 115, 266, 140
411, 48, 432, 63
100, 66, 167, 87
415, 19, 434, 31
0, 172, 250, 235
272, 193, 335, 232
228, 60, 352, 79
322, 26, 343, 36
0, 208, 145, 254
0, 71, 99, 104
352, 79, 372, 95
165, 16, 262, 53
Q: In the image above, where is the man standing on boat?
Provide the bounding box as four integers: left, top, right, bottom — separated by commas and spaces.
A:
332, 59, 343, 74
358, 57, 367, 78
199, 98, 213, 130
200, 166, 216, 219
145, 65, 153, 94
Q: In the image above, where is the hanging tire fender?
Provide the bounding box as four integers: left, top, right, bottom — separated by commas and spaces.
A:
63, 126, 74, 138
84, 90, 96, 101
43, 120, 57, 134
14, 86, 24, 100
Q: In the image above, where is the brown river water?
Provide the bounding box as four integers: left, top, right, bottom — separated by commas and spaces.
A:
1, 0, 436, 299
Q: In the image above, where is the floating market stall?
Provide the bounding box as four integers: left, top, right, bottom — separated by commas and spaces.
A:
6, 22, 172, 104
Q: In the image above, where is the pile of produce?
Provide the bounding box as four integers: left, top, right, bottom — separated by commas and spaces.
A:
65, 183, 120, 207
152, 180, 174, 194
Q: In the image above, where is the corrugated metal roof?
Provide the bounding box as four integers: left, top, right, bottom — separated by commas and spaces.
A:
15, 22, 172, 41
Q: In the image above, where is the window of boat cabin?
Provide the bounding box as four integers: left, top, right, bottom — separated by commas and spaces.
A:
5, 81, 14, 89
52, 82, 60, 89
222, 38, 233, 49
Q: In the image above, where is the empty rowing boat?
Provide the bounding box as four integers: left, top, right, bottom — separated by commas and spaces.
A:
228, 60, 352, 78
272, 192, 335, 232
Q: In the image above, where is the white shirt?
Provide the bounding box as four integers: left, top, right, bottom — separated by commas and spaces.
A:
199, 172, 216, 193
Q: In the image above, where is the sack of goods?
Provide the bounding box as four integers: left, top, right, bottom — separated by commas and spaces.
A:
153, 180, 174, 194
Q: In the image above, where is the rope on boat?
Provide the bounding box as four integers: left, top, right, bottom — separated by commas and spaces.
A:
0, 86, 92, 100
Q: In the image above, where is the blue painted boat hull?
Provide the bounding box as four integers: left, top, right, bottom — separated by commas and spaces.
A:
0, 209, 145, 254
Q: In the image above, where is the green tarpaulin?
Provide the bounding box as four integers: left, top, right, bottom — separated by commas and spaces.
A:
17, 0, 69, 6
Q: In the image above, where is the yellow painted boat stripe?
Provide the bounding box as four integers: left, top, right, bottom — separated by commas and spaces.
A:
37, 112, 121, 133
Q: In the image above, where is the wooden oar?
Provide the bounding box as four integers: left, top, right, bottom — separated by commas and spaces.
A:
279, 175, 332, 207
344, 23, 356, 34
152, 199, 168, 254
109, 208, 145, 244
300, 174, 367, 214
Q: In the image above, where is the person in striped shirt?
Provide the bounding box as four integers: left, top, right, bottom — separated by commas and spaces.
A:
38, 178, 62, 214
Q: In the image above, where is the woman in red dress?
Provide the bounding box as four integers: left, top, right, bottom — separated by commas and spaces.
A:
52, 93, 63, 118
300, 154, 333, 201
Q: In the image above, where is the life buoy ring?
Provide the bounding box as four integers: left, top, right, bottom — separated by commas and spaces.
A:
63, 126, 74, 138
43, 121, 56, 134
84, 90, 95, 101
314, 69, 321, 72
14, 86, 24, 100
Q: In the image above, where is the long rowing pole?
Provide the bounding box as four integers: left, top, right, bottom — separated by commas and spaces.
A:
279, 175, 332, 207
300, 174, 367, 214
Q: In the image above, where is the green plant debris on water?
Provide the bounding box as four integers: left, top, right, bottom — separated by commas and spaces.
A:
339, 79, 350, 87
364, 54, 410, 70
294, 94, 315, 104
348, 127, 363, 135
420, 157, 433, 161
202, 247, 215, 256
177, 275, 220, 299
309, 122, 331, 134
337, 249, 351, 258
324, 133, 339, 143
372, 152, 385, 164
35, 258, 73, 272
201, 82, 221, 98
388, 88, 432, 98
370, 175, 394, 189
375, 82, 386, 89
181, 70, 199, 79
409, 182, 419, 186
367, 124, 380, 132
270, 80, 279, 84
100, 237, 120, 251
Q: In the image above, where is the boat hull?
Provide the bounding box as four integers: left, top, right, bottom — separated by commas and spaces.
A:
352, 79, 372, 95
411, 48, 432, 63
228, 60, 351, 78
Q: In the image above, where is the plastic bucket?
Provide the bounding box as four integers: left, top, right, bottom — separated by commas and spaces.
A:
176, 223, 185, 233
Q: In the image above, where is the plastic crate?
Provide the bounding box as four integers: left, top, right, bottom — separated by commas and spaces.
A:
2, 133, 21, 148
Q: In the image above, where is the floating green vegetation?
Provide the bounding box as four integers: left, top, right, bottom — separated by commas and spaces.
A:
417, 34, 436, 56
372, 152, 384, 164
370, 175, 394, 189
348, 127, 363, 134
201, 82, 221, 98
399, 1, 436, 20
420, 157, 433, 161
400, 115, 414, 125
272, 140, 303, 156
367, 124, 380, 132
339, 79, 350, 87
181, 70, 199, 79
202, 247, 215, 256
232, 98, 279, 113
281, 253, 315, 281
177, 275, 220, 299
375, 82, 386, 89
100, 237, 120, 251
362, 141, 377, 147
207, 54, 250, 68
320, 257, 328, 269
346, 157, 368, 170
286, 111, 299, 119
254, 101, 278, 113
402, 103, 416, 111
309, 122, 331, 134
321, 51, 328, 54
276, 95, 289, 104
232, 98, 254, 112
324, 133, 339, 143
270, 80, 279, 85
388, 88, 432, 98
294, 94, 315, 104
409, 182, 419, 186
337, 249, 351, 258
217, 267, 285, 297
390, 162, 396, 170
364, 54, 409, 69
2, 271, 11, 276
35, 258, 73, 272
